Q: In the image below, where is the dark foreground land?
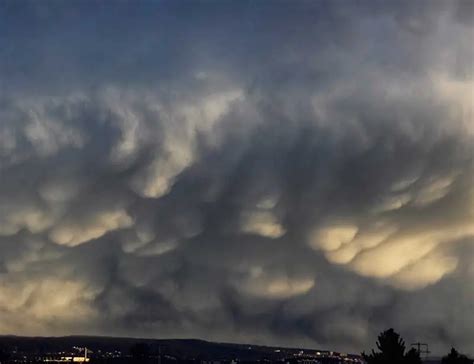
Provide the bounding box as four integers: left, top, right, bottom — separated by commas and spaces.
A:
0, 335, 364, 364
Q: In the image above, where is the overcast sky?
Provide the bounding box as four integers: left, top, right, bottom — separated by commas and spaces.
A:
0, 0, 473, 356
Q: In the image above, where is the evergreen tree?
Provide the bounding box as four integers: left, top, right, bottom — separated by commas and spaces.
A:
405, 348, 422, 364
442, 348, 473, 364
363, 328, 421, 364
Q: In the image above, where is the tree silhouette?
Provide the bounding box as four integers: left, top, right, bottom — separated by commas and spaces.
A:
405, 348, 422, 364
363, 328, 421, 364
442, 348, 473, 364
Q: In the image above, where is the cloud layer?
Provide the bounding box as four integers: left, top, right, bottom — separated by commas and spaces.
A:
0, 0, 473, 356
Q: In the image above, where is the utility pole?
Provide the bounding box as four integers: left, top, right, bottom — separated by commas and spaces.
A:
411, 343, 430, 359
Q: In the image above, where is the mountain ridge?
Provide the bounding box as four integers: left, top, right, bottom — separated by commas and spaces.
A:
0, 334, 356, 360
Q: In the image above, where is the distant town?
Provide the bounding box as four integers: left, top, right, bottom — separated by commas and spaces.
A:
0, 336, 365, 364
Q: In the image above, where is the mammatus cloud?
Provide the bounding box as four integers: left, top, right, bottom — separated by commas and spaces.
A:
50, 208, 134, 247
0, 0, 473, 356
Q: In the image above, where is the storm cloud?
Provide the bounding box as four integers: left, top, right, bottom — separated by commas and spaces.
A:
0, 0, 473, 356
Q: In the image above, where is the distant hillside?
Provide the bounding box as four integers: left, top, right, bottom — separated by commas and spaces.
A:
0, 335, 350, 360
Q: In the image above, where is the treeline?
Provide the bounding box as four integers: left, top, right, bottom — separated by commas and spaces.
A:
363, 328, 473, 364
